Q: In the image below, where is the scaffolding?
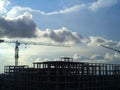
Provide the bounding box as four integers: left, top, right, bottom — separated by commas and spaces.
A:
3, 57, 120, 90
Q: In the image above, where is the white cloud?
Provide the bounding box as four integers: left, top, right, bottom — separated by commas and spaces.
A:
104, 53, 120, 64
73, 52, 120, 64
6, 6, 33, 19
6, 4, 86, 18
2, 0, 119, 19
60, 4, 86, 13
47, 4, 86, 15
0, 0, 10, 13
89, 0, 118, 11
68, 36, 120, 64
37, 27, 84, 44
5, 0, 119, 20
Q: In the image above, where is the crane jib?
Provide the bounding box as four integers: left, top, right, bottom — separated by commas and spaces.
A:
0, 39, 4, 43
100, 45, 120, 53
0, 39, 70, 66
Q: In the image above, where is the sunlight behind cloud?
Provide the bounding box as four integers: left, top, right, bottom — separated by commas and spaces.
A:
0, 0, 10, 13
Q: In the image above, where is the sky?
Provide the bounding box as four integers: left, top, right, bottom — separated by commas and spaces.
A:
0, 0, 120, 72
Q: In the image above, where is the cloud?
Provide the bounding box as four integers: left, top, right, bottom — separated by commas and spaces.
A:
2, 5, 86, 43
35, 0, 119, 15
37, 27, 83, 44
6, 4, 86, 18
73, 52, 120, 64
6, 6, 45, 19
104, 53, 120, 64
90, 54, 105, 60
88, 36, 117, 47
73, 53, 105, 61
2, 0, 119, 18
89, 0, 118, 11
47, 4, 86, 15
1, 10, 84, 44
0, 0, 120, 73
105, 53, 120, 60
4, 0, 119, 23
73, 53, 90, 61
0, 0, 10, 14
70, 36, 120, 64
0, 12, 37, 38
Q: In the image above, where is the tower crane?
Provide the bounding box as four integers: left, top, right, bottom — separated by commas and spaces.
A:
0, 39, 69, 66
100, 45, 120, 53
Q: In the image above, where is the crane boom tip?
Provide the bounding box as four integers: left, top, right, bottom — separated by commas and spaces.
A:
0, 39, 4, 43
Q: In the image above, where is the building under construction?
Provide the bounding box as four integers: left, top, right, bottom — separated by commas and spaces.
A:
2, 57, 120, 90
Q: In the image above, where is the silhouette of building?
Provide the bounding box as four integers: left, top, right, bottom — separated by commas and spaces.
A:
2, 57, 120, 90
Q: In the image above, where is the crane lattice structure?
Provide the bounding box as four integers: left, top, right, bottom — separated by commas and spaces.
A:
100, 45, 120, 53
0, 39, 69, 66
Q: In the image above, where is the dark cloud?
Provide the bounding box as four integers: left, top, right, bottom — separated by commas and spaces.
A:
89, 36, 117, 47
38, 27, 83, 43
0, 15, 37, 38
0, 12, 83, 44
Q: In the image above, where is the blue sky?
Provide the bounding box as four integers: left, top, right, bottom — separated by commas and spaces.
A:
3, 0, 120, 40
0, 0, 120, 72
5, 0, 120, 40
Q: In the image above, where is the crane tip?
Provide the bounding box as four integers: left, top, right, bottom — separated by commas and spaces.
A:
0, 39, 4, 43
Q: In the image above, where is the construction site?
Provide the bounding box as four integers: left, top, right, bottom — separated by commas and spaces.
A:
0, 40, 120, 90
2, 57, 120, 90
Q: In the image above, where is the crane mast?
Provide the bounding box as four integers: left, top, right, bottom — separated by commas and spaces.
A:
0, 39, 69, 66
15, 41, 20, 66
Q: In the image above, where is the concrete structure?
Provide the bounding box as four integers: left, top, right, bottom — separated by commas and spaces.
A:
3, 57, 120, 90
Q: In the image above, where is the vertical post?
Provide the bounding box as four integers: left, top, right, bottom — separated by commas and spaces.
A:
15, 41, 20, 66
